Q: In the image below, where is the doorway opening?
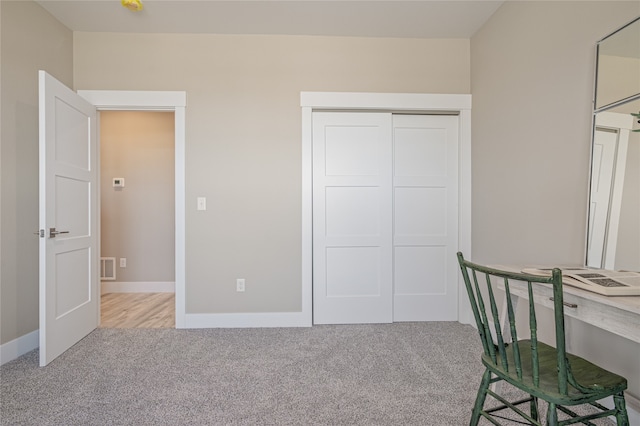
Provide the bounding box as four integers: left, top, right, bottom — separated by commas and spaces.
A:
98, 111, 176, 328
78, 88, 187, 329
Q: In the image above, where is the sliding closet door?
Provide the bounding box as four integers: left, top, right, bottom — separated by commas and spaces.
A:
312, 112, 459, 324
312, 112, 393, 324
392, 115, 459, 321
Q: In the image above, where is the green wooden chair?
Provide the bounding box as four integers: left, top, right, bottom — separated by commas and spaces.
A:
457, 252, 629, 426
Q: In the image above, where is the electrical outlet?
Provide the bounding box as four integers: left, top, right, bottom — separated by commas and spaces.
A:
120, 258, 127, 268
236, 278, 245, 292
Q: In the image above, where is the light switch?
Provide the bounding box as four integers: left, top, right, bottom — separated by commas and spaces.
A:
197, 197, 206, 211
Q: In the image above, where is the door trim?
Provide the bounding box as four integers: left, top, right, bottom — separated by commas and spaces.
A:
78, 90, 187, 328
301, 92, 473, 326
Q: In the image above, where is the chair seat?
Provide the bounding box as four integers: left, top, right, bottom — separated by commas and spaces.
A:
483, 340, 628, 406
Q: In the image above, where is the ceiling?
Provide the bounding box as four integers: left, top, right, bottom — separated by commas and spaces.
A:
36, 0, 504, 39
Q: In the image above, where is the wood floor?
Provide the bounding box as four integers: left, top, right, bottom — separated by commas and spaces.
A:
100, 293, 175, 328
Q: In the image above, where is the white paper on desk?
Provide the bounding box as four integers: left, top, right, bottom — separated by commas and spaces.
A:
566, 271, 640, 288
521, 268, 640, 296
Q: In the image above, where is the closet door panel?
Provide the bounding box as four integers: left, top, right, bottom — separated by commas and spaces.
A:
392, 115, 459, 321
394, 187, 447, 238
312, 112, 392, 324
394, 246, 447, 295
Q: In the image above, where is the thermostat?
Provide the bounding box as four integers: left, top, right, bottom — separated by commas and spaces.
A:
113, 178, 125, 188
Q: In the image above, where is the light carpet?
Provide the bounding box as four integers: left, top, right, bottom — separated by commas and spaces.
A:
0, 323, 615, 425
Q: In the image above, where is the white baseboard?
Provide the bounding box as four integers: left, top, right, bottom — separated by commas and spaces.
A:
0, 329, 39, 366
599, 394, 640, 424
183, 311, 312, 328
628, 394, 640, 425
101, 281, 175, 294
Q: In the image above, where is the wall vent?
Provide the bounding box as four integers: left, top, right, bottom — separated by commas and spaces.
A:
100, 257, 116, 280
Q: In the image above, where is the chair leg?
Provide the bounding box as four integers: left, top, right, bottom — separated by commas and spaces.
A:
613, 393, 629, 426
530, 396, 539, 422
470, 369, 491, 426
546, 402, 558, 426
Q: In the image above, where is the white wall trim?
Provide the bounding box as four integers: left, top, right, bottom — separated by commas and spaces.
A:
100, 281, 175, 294
78, 90, 186, 328
457, 108, 473, 325
300, 105, 314, 327
300, 92, 471, 111
0, 330, 39, 366
174, 106, 186, 328
301, 91, 472, 326
77, 90, 186, 110
595, 111, 634, 130
184, 312, 311, 328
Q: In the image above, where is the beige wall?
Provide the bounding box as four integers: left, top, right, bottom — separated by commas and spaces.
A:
470, 0, 640, 403
100, 111, 175, 284
0, 1, 73, 345
470, 1, 639, 266
74, 33, 470, 314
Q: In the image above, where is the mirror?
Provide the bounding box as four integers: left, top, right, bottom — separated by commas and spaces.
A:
587, 16, 640, 270
595, 17, 640, 110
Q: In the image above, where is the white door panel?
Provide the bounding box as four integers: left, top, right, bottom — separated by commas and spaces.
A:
394, 187, 448, 237
326, 247, 382, 297
392, 115, 459, 322
39, 71, 98, 366
394, 246, 447, 294
324, 126, 381, 176
325, 186, 381, 237
313, 112, 392, 324
394, 127, 449, 178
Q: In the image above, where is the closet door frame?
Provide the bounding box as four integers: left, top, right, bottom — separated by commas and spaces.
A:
300, 92, 472, 326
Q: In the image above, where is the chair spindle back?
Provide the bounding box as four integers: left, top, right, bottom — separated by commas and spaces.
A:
457, 252, 570, 395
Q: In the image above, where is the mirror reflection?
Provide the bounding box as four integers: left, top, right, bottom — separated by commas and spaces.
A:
595, 17, 640, 110
587, 97, 640, 270
588, 16, 640, 271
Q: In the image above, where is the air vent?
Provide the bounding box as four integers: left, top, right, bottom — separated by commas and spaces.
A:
100, 257, 116, 280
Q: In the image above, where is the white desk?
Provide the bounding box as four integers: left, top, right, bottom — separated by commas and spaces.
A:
497, 266, 640, 344
491, 266, 640, 420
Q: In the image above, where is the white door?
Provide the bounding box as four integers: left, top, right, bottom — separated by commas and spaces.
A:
392, 115, 459, 321
312, 112, 393, 324
312, 112, 460, 324
38, 71, 99, 366
587, 127, 618, 268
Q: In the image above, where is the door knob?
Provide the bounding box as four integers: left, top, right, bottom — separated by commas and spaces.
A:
49, 228, 70, 238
